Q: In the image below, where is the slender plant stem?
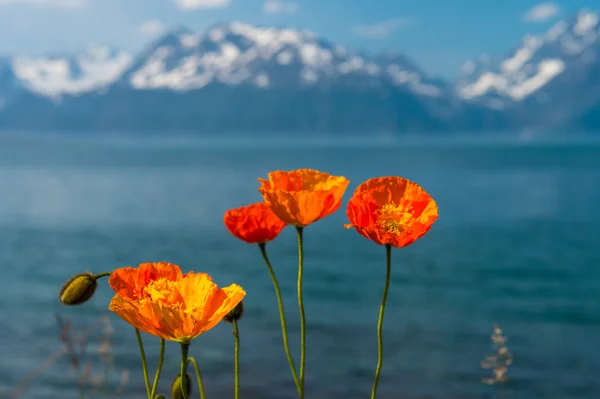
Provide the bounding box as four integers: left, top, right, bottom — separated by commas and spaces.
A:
155, 396, 166, 399
296, 226, 306, 399
232, 320, 240, 399
92, 272, 112, 280
150, 338, 165, 399
370, 244, 392, 399
258, 243, 301, 394
135, 328, 152, 399
187, 357, 206, 399
180, 343, 190, 399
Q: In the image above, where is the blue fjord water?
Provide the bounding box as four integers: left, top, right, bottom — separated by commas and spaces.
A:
0, 134, 599, 399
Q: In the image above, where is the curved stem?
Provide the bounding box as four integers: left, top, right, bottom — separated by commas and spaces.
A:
258, 243, 301, 394
154, 395, 166, 399
135, 328, 152, 399
187, 357, 206, 399
150, 338, 165, 399
296, 226, 306, 399
370, 244, 392, 399
180, 343, 190, 399
92, 272, 112, 280
233, 320, 240, 399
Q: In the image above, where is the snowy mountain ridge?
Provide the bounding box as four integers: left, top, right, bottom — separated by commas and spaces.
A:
457, 9, 600, 108
127, 22, 444, 96
2, 22, 445, 100
0, 11, 600, 132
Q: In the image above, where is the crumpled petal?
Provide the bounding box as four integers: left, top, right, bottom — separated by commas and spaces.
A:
258, 168, 350, 227
108, 263, 246, 342
345, 176, 438, 248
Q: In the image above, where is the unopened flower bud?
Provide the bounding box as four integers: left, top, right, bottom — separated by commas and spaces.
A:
223, 301, 244, 323
59, 273, 98, 306
171, 372, 192, 399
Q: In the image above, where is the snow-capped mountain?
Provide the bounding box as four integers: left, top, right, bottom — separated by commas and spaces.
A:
0, 22, 460, 133
11, 45, 132, 98
0, 14, 598, 133
116, 22, 445, 98
457, 9, 600, 113
0, 22, 445, 100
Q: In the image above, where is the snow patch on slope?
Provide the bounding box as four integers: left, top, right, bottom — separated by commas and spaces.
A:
510, 59, 565, 100
13, 46, 132, 97
574, 10, 598, 35
501, 36, 542, 73
459, 59, 564, 101
181, 33, 202, 48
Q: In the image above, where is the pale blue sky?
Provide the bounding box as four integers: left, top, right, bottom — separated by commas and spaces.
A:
0, 0, 595, 78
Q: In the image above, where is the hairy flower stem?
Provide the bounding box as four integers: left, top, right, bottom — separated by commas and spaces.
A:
371, 244, 392, 399
92, 272, 112, 280
150, 338, 165, 399
233, 320, 240, 399
134, 328, 152, 399
296, 226, 306, 399
187, 357, 206, 399
258, 243, 301, 394
180, 343, 190, 399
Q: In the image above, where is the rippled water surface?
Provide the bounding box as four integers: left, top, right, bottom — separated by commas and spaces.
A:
1, 134, 599, 399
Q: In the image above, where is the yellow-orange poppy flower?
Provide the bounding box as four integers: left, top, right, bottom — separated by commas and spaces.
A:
258, 168, 350, 227
224, 203, 286, 244
108, 262, 246, 343
345, 176, 438, 248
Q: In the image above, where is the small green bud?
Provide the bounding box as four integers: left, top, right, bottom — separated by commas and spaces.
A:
223, 301, 244, 323
170, 372, 192, 399
59, 273, 98, 306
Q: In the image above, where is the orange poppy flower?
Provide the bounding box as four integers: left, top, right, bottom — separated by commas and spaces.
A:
345, 176, 438, 248
224, 203, 286, 244
258, 168, 350, 227
108, 262, 246, 343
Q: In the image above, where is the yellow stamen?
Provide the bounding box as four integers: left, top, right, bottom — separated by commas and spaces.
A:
376, 203, 414, 235
145, 279, 179, 303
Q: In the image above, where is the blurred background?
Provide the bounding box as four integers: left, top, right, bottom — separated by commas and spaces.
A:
1, 1, 600, 398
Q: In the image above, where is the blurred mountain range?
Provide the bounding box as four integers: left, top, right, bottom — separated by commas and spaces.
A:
0, 9, 599, 133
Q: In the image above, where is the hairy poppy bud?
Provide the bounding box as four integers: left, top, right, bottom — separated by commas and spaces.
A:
223, 301, 244, 323
59, 273, 98, 306
171, 372, 192, 399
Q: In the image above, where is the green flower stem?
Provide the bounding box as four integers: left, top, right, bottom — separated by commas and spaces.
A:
296, 226, 306, 399
92, 272, 112, 280
232, 320, 240, 399
187, 357, 206, 399
370, 244, 392, 399
180, 343, 190, 399
150, 338, 165, 399
154, 395, 166, 399
258, 243, 301, 394
134, 328, 152, 399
